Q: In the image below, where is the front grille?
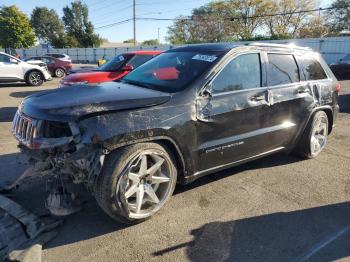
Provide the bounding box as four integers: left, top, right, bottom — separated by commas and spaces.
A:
11, 111, 40, 147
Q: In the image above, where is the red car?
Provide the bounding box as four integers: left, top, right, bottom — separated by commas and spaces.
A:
24, 56, 72, 78
59, 50, 162, 87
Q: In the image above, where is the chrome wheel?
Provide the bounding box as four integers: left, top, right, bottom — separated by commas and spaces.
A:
118, 151, 174, 219
310, 113, 328, 156
55, 68, 65, 78
29, 72, 43, 85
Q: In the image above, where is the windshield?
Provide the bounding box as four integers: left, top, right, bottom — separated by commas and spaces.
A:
122, 51, 222, 92
99, 54, 132, 71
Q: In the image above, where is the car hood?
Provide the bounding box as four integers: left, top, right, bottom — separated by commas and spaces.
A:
20, 82, 171, 122
64, 71, 125, 83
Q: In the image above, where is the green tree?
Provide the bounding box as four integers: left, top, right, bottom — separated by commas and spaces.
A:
142, 39, 159, 45
30, 7, 67, 48
123, 39, 136, 43
298, 16, 328, 38
0, 5, 35, 48
327, 0, 350, 34
62, 1, 101, 47
265, 0, 316, 38
167, 0, 272, 44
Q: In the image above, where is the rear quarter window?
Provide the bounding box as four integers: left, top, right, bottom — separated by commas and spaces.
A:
295, 56, 328, 81
267, 53, 299, 86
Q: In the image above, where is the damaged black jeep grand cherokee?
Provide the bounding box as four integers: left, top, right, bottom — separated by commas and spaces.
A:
12, 43, 339, 224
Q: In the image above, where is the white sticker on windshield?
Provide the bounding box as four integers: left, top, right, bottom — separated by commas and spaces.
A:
118, 55, 125, 61
192, 54, 217, 62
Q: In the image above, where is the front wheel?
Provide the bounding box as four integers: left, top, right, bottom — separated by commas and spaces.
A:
94, 143, 177, 224
293, 111, 329, 159
26, 71, 44, 86
54, 68, 66, 78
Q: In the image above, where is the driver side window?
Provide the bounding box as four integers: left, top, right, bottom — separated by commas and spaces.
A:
0, 54, 11, 63
212, 53, 261, 94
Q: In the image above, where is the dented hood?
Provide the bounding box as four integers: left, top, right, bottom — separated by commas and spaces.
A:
21, 82, 171, 121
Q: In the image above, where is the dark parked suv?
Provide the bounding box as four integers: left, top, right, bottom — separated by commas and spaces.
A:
12, 43, 339, 224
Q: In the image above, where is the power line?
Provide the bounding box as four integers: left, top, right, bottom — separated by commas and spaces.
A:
94, 5, 350, 30
137, 5, 350, 22
95, 18, 133, 30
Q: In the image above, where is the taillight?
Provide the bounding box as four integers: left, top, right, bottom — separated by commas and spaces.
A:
335, 82, 341, 93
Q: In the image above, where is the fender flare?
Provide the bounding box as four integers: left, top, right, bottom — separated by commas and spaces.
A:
292, 105, 334, 147
104, 135, 187, 180
24, 69, 45, 82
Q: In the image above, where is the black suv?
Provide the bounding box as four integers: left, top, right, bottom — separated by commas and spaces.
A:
12, 43, 339, 224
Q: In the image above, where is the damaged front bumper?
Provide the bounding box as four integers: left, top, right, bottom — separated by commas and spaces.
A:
11, 109, 106, 216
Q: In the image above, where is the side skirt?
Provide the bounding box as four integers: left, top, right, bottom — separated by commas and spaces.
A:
183, 146, 285, 184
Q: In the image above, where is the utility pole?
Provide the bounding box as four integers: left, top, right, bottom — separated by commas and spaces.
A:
157, 28, 160, 44
133, 0, 136, 46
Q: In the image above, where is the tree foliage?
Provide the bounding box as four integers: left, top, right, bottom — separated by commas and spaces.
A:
265, 0, 315, 38
0, 5, 35, 48
327, 0, 350, 34
30, 7, 67, 48
62, 1, 101, 47
142, 39, 160, 45
167, 0, 321, 44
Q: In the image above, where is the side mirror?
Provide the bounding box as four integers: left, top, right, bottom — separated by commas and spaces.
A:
199, 84, 213, 97
10, 58, 18, 64
122, 64, 133, 71
196, 84, 213, 122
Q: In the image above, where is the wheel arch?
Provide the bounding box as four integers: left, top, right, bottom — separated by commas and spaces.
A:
310, 106, 334, 135
24, 69, 44, 82
105, 136, 187, 183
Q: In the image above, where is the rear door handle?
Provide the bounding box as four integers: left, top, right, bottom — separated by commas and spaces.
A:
249, 94, 265, 101
296, 86, 310, 94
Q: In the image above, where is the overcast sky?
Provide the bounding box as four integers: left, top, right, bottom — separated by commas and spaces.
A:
2, 0, 333, 43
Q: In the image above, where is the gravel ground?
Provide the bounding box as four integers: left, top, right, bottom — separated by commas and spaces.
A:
0, 78, 350, 262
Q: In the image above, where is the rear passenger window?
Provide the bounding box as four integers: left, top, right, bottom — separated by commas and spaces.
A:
267, 54, 299, 86
212, 53, 261, 93
296, 57, 327, 80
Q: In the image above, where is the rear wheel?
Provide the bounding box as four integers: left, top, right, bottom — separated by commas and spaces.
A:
26, 71, 44, 86
94, 143, 177, 224
294, 111, 328, 159
54, 68, 66, 78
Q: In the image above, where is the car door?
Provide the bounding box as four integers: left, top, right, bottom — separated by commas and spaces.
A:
0, 54, 23, 81
42, 57, 55, 73
195, 52, 272, 172
260, 52, 314, 151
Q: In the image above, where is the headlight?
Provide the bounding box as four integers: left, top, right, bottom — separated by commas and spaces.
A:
59, 80, 88, 88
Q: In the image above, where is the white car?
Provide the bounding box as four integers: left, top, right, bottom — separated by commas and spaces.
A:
0, 52, 52, 86
46, 53, 71, 62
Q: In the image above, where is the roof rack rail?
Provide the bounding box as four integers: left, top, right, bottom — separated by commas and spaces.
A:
248, 42, 312, 51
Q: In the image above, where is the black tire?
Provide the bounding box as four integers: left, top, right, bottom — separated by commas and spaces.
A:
94, 142, 177, 224
293, 111, 329, 159
54, 68, 66, 78
26, 71, 44, 86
